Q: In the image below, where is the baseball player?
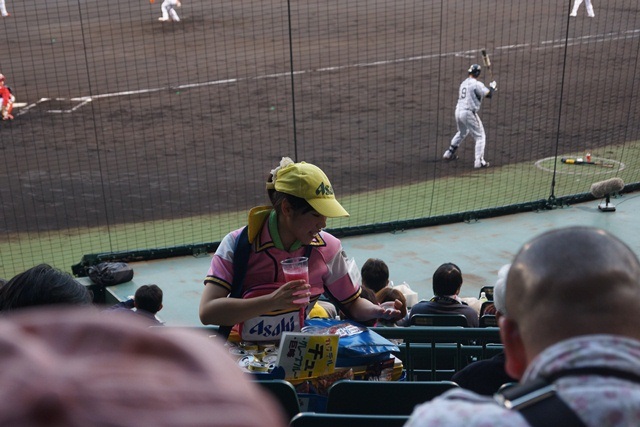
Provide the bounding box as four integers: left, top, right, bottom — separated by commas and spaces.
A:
0, 0, 9, 17
443, 64, 497, 169
570, 0, 595, 17
0, 74, 15, 121
159, 0, 181, 22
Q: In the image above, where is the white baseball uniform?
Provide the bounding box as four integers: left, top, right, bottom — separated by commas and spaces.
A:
570, 0, 595, 17
0, 0, 9, 17
445, 76, 493, 168
160, 0, 181, 22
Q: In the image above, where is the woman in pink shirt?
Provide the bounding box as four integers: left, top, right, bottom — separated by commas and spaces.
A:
199, 157, 401, 341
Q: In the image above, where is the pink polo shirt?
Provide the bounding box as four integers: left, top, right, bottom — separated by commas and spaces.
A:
205, 211, 361, 314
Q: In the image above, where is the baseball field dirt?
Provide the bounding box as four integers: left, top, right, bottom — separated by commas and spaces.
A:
0, 0, 638, 277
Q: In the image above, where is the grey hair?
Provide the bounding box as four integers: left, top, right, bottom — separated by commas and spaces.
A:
493, 264, 510, 315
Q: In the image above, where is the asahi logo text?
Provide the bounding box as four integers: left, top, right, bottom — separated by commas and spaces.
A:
248, 315, 296, 338
315, 182, 334, 196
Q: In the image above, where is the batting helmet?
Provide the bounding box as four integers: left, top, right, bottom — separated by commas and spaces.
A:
468, 64, 481, 77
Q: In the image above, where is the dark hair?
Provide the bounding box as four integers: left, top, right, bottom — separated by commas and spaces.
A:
432, 263, 463, 296
361, 258, 389, 293
376, 287, 407, 318
0, 264, 93, 311
359, 286, 378, 305
338, 286, 378, 322
134, 284, 163, 314
267, 173, 314, 215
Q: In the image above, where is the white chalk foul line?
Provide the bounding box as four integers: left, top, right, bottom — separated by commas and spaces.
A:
22, 27, 640, 113
535, 157, 625, 175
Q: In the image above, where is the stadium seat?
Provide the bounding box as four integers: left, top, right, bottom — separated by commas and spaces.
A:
290, 412, 410, 427
479, 301, 496, 317
479, 314, 498, 327
254, 379, 301, 421
326, 379, 458, 415
410, 313, 468, 327
479, 286, 494, 301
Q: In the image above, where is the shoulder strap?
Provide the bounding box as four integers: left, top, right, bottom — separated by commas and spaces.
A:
303, 243, 313, 259
495, 364, 640, 427
496, 377, 586, 427
217, 226, 251, 340
218, 228, 314, 340
230, 226, 252, 299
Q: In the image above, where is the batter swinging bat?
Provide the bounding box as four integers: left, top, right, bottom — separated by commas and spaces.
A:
481, 49, 494, 80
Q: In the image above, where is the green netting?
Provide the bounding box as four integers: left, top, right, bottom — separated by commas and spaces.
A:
1, 0, 639, 279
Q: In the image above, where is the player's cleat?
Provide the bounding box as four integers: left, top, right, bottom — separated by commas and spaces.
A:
158, 17, 170, 21
474, 160, 490, 169
2, 114, 14, 120
569, 13, 577, 17
443, 147, 459, 160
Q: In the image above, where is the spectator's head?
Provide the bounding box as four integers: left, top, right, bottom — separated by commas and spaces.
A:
134, 284, 163, 314
500, 227, 640, 380
0, 308, 287, 426
339, 287, 378, 321
361, 258, 390, 293
376, 287, 407, 318
0, 264, 93, 312
492, 264, 510, 316
432, 263, 463, 296
359, 286, 378, 305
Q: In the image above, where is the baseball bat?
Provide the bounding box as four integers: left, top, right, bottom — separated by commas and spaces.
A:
481, 49, 494, 80
561, 157, 614, 168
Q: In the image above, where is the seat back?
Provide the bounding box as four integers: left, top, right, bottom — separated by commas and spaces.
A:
290, 413, 409, 427
254, 379, 301, 421
479, 301, 496, 317
479, 314, 498, 327
479, 286, 494, 301
326, 379, 458, 415
370, 326, 503, 381
410, 313, 468, 327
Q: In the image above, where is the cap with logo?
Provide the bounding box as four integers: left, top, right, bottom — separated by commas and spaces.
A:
267, 157, 349, 218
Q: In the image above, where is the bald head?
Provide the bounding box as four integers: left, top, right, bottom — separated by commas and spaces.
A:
506, 227, 640, 358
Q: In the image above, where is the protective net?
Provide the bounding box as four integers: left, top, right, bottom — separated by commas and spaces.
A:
1, 0, 639, 279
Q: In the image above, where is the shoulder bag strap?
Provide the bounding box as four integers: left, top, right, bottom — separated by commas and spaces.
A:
496, 377, 586, 427
218, 230, 314, 339
217, 226, 251, 340
496, 365, 640, 427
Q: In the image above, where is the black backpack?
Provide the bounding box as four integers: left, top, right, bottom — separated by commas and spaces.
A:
87, 262, 134, 286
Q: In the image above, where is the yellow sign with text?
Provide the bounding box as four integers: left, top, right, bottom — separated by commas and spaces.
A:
276, 333, 339, 380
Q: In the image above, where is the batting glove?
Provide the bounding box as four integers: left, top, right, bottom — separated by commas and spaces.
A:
489, 81, 497, 90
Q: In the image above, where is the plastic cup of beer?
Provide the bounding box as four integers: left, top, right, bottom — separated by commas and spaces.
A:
281, 257, 310, 304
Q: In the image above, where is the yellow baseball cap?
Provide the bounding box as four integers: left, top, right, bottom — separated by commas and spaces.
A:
268, 158, 349, 218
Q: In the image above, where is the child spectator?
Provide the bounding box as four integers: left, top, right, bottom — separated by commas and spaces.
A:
106, 284, 164, 325
376, 287, 409, 327
361, 258, 390, 293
